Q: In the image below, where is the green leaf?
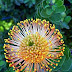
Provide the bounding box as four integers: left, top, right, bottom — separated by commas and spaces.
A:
6, 67, 15, 72
40, 8, 50, 18
52, 0, 55, 3
43, 1, 49, 8
36, 0, 42, 5
64, 16, 71, 23
0, 61, 5, 66
61, 58, 71, 71
46, 0, 51, 4
55, 5, 66, 13
58, 56, 66, 66
68, 0, 72, 3
64, 46, 71, 59
68, 60, 72, 71
36, 8, 42, 18
46, 7, 54, 15
8, 22, 12, 26
49, 13, 62, 22
0, 55, 2, 60
53, 66, 61, 71
9, 67, 15, 72
61, 22, 70, 29
44, 5, 50, 8
0, 26, 4, 32
55, 0, 63, 7
61, 12, 66, 17
52, 5, 56, 11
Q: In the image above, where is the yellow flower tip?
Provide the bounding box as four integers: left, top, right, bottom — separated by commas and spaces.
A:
63, 47, 65, 49
63, 44, 65, 46
58, 60, 60, 62
4, 49, 7, 52
60, 57, 62, 59
18, 56, 20, 57
41, 67, 43, 69
13, 65, 15, 69
54, 67, 56, 69
44, 24, 47, 27
52, 55, 54, 57
31, 60, 33, 63
46, 65, 48, 67
38, 23, 41, 25
13, 68, 15, 70
49, 69, 52, 72
12, 62, 14, 64
17, 49, 19, 51
20, 21, 23, 23
49, 54, 51, 57
8, 32, 10, 35
4, 53, 6, 55
56, 63, 58, 66
3, 44, 6, 48
11, 48, 13, 51
27, 68, 29, 70
18, 38, 19, 40
46, 69, 48, 71
34, 69, 37, 71
5, 55, 8, 59
15, 69, 19, 72
9, 63, 12, 67
17, 23, 20, 25
43, 64, 44, 66
51, 63, 53, 66
12, 54, 14, 56
31, 18, 33, 21
6, 60, 8, 62
49, 40, 52, 44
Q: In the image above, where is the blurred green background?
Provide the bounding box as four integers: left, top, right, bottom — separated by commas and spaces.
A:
0, 0, 72, 72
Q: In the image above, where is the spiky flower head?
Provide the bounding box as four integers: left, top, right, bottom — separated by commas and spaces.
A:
4, 19, 65, 72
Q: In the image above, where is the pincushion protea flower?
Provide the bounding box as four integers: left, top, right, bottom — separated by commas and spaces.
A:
4, 19, 65, 72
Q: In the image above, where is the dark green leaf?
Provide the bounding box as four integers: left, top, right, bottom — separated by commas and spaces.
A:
0, 26, 4, 32
0, 55, 2, 60
61, 22, 70, 29
36, 0, 42, 5
52, 5, 56, 11
40, 8, 50, 18
44, 5, 50, 8
68, 0, 72, 3
64, 16, 71, 23
64, 46, 71, 59
61, 58, 71, 71
58, 56, 66, 66
46, 0, 51, 4
36, 8, 42, 18
15, 0, 20, 6
55, 0, 63, 7
53, 66, 61, 71
49, 13, 62, 22
46, 7, 54, 15
0, 61, 6, 66
55, 5, 66, 13
61, 12, 66, 17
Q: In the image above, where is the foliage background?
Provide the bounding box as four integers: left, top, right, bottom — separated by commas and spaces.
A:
0, 0, 72, 72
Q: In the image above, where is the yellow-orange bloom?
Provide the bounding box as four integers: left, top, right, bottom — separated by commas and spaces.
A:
4, 19, 65, 72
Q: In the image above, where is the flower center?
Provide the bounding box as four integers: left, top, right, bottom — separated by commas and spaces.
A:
19, 32, 49, 63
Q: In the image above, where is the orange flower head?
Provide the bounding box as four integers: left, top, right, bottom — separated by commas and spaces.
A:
4, 19, 65, 72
